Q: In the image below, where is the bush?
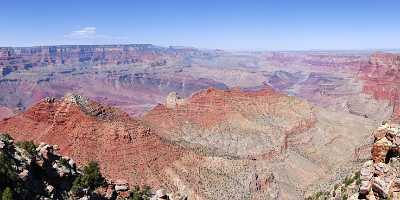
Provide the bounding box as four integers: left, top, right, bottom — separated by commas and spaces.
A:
0, 153, 18, 190
71, 161, 105, 193
343, 176, 353, 186
354, 171, 361, 186
16, 140, 37, 156
0, 134, 13, 143
128, 185, 151, 200
1, 187, 12, 200
59, 158, 70, 169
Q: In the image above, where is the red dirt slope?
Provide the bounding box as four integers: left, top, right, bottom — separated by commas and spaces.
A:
0, 94, 184, 188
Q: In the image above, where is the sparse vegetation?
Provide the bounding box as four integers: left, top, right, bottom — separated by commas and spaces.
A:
71, 161, 105, 193
16, 140, 37, 155
0, 152, 18, 190
354, 171, 361, 186
59, 157, 70, 168
1, 187, 13, 200
0, 147, 26, 199
128, 185, 151, 200
343, 175, 353, 186
0, 134, 12, 142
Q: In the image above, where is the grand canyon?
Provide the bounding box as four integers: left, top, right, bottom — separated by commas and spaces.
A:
0, 44, 400, 199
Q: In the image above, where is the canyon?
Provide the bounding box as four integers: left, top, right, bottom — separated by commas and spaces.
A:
1, 45, 400, 199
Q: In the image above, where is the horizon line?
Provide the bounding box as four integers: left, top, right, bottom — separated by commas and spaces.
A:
0, 43, 399, 52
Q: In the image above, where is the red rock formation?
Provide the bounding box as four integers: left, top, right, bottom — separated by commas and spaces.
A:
360, 53, 400, 121
144, 86, 316, 159
0, 94, 184, 188
263, 51, 367, 72
0, 45, 202, 75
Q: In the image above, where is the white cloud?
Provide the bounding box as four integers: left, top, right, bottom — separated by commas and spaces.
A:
63, 27, 129, 44
65, 27, 97, 38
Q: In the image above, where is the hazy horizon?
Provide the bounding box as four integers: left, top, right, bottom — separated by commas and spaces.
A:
1, 0, 399, 50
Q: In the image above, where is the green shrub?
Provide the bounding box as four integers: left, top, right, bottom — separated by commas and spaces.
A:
59, 158, 70, 168
128, 185, 151, 200
1, 187, 12, 200
16, 141, 37, 156
71, 161, 105, 193
0, 153, 18, 189
354, 171, 361, 186
343, 176, 353, 186
0, 134, 13, 143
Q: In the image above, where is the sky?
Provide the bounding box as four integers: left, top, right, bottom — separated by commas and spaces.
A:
0, 0, 399, 50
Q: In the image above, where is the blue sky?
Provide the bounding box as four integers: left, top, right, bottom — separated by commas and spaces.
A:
0, 0, 399, 50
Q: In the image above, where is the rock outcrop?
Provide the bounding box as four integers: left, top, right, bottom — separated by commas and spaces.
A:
0, 45, 202, 74
307, 122, 400, 200
0, 134, 187, 200
145, 87, 376, 199
0, 88, 380, 199
0, 94, 184, 191
0, 134, 79, 199
360, 53, 400, 121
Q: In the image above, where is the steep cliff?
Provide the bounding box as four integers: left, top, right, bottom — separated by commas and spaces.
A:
0, 94, 184, 191
360, 53, 400, 121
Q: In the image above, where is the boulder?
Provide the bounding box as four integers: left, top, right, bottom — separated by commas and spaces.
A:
359, 180, 372, 195
0, 140, 5, 149
360, 164, 373, 181
372, 137, 392, 163
155, 189, 168, 199
114, 179, 129, 191
374, 162, 389, 176
391, 178, 400, 192
372, 176, 390, 198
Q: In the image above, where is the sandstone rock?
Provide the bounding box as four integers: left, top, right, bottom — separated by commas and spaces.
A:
78, 196, 90, 200
360, 180, 372, 195
114, 179, 129, 191
165, 92, 185, 109
18, 169, 29, 181
372, 137, 392, 163
46, 185, 54, 193
374, 162, 389, 176
360, 163, 373, 181
155, 189, 167, 198
372, 176, 390, 198
374, 126, 390, 141
391, 178, 400, 192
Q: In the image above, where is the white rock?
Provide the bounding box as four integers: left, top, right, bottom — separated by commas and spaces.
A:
156, 189, 167, 198
372, 176, 389, 198
114, 179, 129, 191
359, 180, 372, 195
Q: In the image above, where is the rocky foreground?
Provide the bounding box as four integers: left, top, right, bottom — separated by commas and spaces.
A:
0, 133, 185, 200
307, 122, 400, 200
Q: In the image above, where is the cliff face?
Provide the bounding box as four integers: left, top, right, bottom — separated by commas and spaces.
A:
144, 87, 376, 199
306, 122, 400, 200
360, 53, 400, 121
0, 87, 379, 199
0, 45, 229, 118
0, 94, 184, 190
0, 45, 202, 75
145, 86, 316, 159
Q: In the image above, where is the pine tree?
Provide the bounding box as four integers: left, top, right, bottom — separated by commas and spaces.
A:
2, 187, 13, 200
